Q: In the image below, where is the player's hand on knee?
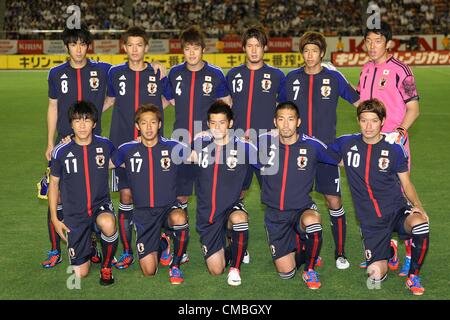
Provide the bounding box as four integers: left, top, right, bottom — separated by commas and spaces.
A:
53, 220, 70, 242
151, 61, 167, 79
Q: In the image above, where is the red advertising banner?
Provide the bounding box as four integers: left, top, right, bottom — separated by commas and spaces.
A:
18, 40, 43, 54
222, 39, 242, 53
169, 39, 182, 54
268, 38, 292, 52
332, 51, 450, 67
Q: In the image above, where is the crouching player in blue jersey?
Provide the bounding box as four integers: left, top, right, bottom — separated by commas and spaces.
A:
49, 101, 118, 286
111, 104, 190, 284
189, 101, 259, 286
330, 99, 429, 295
258, 101, 341, 290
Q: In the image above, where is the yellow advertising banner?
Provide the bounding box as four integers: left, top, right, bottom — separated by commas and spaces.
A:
0, 53, 304, 70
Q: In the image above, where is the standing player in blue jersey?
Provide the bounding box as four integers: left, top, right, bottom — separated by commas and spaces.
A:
166, 26, 231, 222
104, 27, 172, 270
49, 101, 118, 286
258, 102, 341, 290
279, 32, 360, 269
43, 25, 111, 268
330, 99, 429, 295
226, 26, 285, 264
189, 101, 258, 286
111, 104, 190, 284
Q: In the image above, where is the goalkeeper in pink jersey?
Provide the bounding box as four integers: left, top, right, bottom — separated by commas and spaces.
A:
357, 22, 420, 275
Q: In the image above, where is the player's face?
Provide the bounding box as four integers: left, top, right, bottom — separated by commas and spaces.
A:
275, 109, 301, 139
365, 32, 389, 62
136, 112, 161, 142
208, 113, 232, 141
358, 112, 385, 140
124, 36, 148, 63
71, 116, 95, 141
183, 43, 204, 67
302, 44, 323, 68
244, 37, 265, 64
67, 40, 89, 64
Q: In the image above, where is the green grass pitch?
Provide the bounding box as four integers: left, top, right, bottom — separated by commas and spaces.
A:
0, 66, 449, 300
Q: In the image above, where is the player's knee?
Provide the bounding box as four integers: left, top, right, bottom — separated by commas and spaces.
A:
168, 209, 188, 226
141, 266, 158, 277
208, 266, 225, 276
96, 215, 116, 235
407, 215, 429, 231
120, 189, 133, 204
367, 261, 388, 280
229, 210, 248, 225
300, 210, 321, 229
177, 195, 189, 204
325, 195, 342, 209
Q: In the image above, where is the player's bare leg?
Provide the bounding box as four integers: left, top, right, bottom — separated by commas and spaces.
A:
42, 193, 63, 268
299, 210, 323, 289
324, 194, 349, 269
274, 252, 297, 280
96, 212, 118, 285
73, 261, 91, 279
116, 189, 134, 269
167, 208, 189, 284
206, 249, 226, 276
367, 260, 388, 287
139, 252, 159, 276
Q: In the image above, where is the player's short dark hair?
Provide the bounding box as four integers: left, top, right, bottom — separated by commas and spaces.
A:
180, 26, 206, 49
68, 100, 98, 123
62, 25, 92, 47
357, 99, 386, 121
123, 26, 149, 45
275, 101, 300, 119
135, 104, 162, 124
299, 31, 327, 55
207, 100, 234, 122
364, 21, 392, 42
242, 25, 268, 48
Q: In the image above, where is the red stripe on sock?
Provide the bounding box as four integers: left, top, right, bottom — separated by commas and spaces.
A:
119, 213, 129, 252
235, 232, 244, 269
308, 232, 319, 270
177, 230, 185, 257
103, 244, 112, 268
338, 217, 343, 255
50, 220, 57, 250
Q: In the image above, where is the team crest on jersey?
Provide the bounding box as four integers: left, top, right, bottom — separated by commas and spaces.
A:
202, 82, 213, 95
226, 156, 238, 170
378, 157, 390, 171
90, 77, 99, 90
96, 148, 103, 153
147, 82, 157, 95
365, 250, 372, 260
137, 243, 145, 254
323, 79, 330, 85
270, 245, 276, 256
321, 85, 331, 98
383, 69, 390, 75
380, 78, 387, 88
96, 154, 105, 167
161, 157, 171, 170
297, 156, 308, 169
262, 79, 272, 92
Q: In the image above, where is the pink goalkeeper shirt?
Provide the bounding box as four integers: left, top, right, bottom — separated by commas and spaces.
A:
357, 55, 419, 132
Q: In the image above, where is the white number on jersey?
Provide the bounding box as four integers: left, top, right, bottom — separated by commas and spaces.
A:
198, 153, 209, 168
268, 150, 276, 167
130, 158, 143, 173
346, 152, 360, 168
292, 86, 300, 100
64, 158, 78, 173
61, 80, 68, 94
232, 79, 243, 93
176, 82, 182, 96
119, 82, 126, 96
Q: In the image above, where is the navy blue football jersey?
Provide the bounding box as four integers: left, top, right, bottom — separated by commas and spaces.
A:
279, 66, 359, 144
48, 59, 111, 137
226, 64, 285, 138
167, 61, 229, 141
112, 137, 189, 208
259, 133, 339, 211
50, 136, 115, 219
107, 62, 171, 147
193, 134, 259, 225
330, 134, 409, 225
